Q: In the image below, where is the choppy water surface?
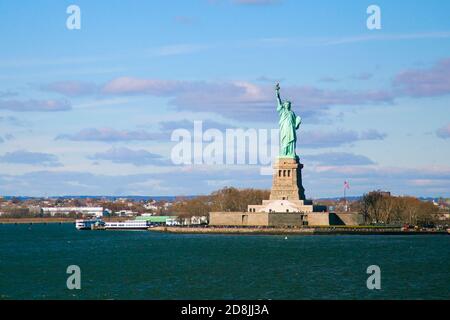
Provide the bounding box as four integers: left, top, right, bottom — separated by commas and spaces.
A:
0, 223, 448, 299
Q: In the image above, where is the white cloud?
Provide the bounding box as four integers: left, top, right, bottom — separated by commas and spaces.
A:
0, 150, 62, 167
0, 99, 71, 112
56, 128, 163, 142
89, 147, 166, 166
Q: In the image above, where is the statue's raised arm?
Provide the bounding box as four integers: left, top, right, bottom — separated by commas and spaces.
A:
275, 83, 283, 112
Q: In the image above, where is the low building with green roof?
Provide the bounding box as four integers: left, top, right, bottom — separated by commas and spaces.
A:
135, 215, 177, 224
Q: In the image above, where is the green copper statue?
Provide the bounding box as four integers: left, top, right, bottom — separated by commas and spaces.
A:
275, 83, 301, 159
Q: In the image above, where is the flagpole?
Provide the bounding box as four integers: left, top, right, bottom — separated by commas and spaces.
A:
344, 182, 346, 211
343, 181, 348, 212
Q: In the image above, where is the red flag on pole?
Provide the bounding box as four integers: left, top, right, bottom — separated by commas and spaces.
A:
344, 181, 350, 189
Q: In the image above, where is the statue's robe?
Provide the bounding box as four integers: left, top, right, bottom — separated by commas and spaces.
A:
277, 102, 301, 158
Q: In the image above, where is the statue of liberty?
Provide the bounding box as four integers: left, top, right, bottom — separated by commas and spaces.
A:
275, 83, 301, 159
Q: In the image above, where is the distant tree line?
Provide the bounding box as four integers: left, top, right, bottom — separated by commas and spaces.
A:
357, 191, 440, 226
0, 207, 32, 217
172, 187, 270, 218
0, 207, 86, 218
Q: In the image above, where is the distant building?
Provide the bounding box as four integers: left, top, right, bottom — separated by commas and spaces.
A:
188, 216, 208, 225
144, 202, 158, 211
166, 218, 180, 226
135, 215, 178, 225
140, 213, 154, 217
115, 210, 136, 217
27, 205, 41, 215
434, 212, 450, 221
41, 207, 103, 217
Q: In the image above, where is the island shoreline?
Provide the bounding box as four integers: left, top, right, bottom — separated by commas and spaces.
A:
1, 219, 447, 235
0, 218, 75, 224
148, 226, 449, 236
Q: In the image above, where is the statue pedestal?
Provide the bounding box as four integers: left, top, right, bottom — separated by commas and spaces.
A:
269, 157, 305, 201
210, 157, 336, 227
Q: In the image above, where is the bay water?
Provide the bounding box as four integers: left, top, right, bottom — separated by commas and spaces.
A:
0, 223, 448, 299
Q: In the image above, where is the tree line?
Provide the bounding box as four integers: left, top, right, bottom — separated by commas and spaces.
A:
172, 187, 270, 218
356, 191, 441, 226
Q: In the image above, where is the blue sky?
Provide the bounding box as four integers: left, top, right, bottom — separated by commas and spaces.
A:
1, 0, 450, 197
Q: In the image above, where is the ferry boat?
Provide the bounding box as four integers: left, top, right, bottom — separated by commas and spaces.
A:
104, 220, 150, 230
75, 218, 105, 230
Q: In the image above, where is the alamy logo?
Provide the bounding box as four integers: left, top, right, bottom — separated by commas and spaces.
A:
66, 265, 81, 290
366, 265, 381, 290
66, 5, 81, 30
367, 5, 382, 30
170, 121, 279, 175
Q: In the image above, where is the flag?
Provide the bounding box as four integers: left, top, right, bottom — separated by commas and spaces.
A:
344, 181, 350, 189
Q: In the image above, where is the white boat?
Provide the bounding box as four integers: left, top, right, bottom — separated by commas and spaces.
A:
104, 220, 150, 230
75, 219, 105, 230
